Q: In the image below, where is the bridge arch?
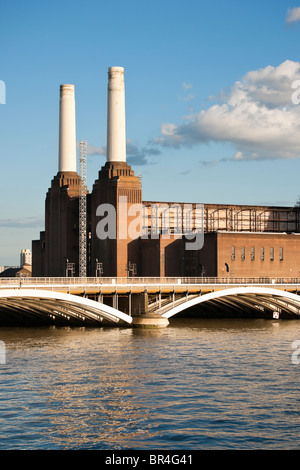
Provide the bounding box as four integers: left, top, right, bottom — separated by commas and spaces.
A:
161, 286, 300, 319
0, 289, 132, 325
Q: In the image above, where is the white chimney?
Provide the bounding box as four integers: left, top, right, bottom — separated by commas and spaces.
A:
107, 67, 126, 163
58, 84, 77, 172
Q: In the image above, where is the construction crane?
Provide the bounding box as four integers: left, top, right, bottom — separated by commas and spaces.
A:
79, 140, 87, 277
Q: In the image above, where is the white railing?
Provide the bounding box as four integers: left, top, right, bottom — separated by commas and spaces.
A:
0, 276, 300, 287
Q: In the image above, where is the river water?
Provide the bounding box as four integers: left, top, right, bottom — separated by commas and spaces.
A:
0, 318, 300, 450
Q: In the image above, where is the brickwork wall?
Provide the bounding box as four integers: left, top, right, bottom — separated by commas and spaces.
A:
44, 172, 82, 276
90, 162, 142, 277
216, 232, 300, 278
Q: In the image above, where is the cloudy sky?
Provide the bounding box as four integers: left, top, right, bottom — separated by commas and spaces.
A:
1, 1, 300, 265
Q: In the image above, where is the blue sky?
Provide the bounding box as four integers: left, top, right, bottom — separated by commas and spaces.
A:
1, 0, 300, 265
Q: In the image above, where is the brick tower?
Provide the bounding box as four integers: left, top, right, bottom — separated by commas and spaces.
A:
44, 84, 82, 276
90, 67, 142, 277
32, 84, 87, 277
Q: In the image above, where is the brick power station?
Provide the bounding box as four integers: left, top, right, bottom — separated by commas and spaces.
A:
32, 67, 300, 279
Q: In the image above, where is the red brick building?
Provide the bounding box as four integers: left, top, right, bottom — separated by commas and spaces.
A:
32, 159, 300, 279
185, 231, 300, 279
31, 69, 300, 279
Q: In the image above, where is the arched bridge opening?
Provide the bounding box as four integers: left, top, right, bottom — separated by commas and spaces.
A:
160, 287, 300, 320
0, 289, 133, 327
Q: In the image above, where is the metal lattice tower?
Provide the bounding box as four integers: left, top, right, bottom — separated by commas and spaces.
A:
79, 140, 87, 277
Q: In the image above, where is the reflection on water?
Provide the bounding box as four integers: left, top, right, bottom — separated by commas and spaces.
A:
1, 318, 300, 449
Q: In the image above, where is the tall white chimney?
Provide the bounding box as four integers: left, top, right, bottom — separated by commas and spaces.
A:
107, 66, 126, 163
59, 84, 77, 172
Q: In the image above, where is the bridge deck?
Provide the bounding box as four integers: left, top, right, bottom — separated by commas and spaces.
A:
1, 277, 299, 295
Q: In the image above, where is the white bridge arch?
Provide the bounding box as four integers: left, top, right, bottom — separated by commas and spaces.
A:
0, 289, 132, 325
161, 286, 300, 319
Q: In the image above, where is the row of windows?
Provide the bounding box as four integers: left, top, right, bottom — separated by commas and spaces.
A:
231, 246, 283, 261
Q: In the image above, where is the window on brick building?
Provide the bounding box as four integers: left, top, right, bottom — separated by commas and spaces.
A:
279, 247, 283, 261
261, 247, 264, 261
270, 247, 274, 261
241, 246, 245, 260
251, 246, 255, 260
231, 246, 235, 260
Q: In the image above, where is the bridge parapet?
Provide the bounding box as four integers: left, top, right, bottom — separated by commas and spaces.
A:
1, 276, 300, 288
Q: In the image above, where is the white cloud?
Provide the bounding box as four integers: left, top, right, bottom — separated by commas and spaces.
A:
178, 82, 195, 102
286, 6, 300, 24
241, 60, 300, 108
179, 93, 195, 102
86, 144, 106, 156
183, 82, 192, 90
0, 217, 44, 228
233, 151, 243, 160
126, 139, 161, 166
155, 60, 300, 161
79, 140, 161, 166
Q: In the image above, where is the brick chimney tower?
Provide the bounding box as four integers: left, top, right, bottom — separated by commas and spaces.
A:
44, 84, 82, 276
91, 67, 142, 277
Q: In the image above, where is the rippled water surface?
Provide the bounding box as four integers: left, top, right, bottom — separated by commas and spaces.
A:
1, 318, 300, 450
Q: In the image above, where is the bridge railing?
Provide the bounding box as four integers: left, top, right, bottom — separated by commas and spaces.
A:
1, 276, 300, 286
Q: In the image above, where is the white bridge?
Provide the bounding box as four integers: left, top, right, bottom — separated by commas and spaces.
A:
0, 277, 300, 327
